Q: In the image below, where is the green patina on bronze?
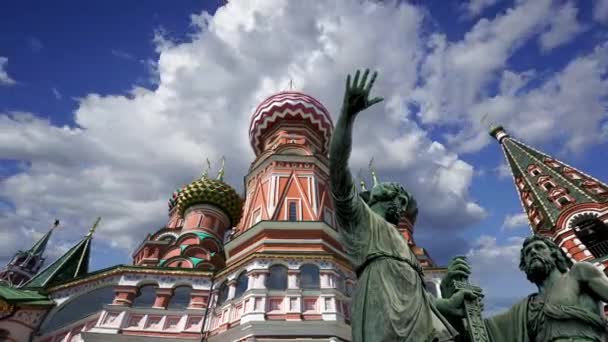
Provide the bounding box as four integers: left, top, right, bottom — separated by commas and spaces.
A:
328, 69, 464, 341
442, 235, 608, 341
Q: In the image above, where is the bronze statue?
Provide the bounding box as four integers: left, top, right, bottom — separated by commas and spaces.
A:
329, 69, 474, 341
442, 235, 608, 341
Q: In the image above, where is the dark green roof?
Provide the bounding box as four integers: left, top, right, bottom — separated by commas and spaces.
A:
0, 285, 53, 306
29, 228, 54, 256
23, 235, 92, 289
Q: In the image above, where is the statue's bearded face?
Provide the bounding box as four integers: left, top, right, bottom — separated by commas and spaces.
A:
368, 183, 410, 225
522, 240, 556, 285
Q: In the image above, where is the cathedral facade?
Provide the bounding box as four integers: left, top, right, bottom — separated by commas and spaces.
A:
0, 91, 442, 342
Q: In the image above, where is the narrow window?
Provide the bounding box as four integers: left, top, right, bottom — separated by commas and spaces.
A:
132, 284, 158, 308
216, 282, 229, 306
168, 286, 191, 309
300, 264, 320, 290
288, 202, 297, 221
234, 272, 249, 299
557, 197, 571, 207
266, 265, 288, 290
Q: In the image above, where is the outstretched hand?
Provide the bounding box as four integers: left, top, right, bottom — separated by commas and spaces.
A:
342, 69, 383, 120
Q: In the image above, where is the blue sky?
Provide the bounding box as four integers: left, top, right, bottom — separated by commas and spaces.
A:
1, 0, 607, 314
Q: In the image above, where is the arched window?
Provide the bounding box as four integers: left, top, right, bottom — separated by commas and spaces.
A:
234, 272, 249, 299
289, 202, 297, 221
299, 264, 320, 290
265, 265, 288, 290
573, 216, 608, 258
40, 286, 115, 334
167, 286, 191, 309
216, 282, 229, 306
132, 284, 158, 308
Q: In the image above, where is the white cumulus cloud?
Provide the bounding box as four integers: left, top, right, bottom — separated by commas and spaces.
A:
0, 0, 485, 266
0, 57, 16, 85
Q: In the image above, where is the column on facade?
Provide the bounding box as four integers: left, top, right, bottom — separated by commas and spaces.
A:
319, 269, 337, 289
111, 286, 138, 306
153, 288, 173, 309
227, 279, 237, 301
287, 269, 299, 289
247, 269, 267, 289
189, 289, 209, 309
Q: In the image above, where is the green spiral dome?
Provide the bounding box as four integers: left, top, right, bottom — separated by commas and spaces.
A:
176, 176, 243, 226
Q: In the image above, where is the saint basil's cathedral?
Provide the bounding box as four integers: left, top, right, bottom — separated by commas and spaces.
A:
0, 89, 607, 342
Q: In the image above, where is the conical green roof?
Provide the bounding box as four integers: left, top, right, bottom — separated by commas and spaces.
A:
492, 126, 608, 231
28, 228, 54, 257
22, 235, 92, 289
23, 217, 101, 288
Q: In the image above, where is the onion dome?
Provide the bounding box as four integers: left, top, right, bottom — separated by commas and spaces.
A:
249, 91, 333, 155
175, 175, 243, 226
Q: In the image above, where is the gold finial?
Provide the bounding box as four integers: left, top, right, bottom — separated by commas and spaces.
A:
216, 156, 225, 181
357, 168, 367, 191
288, 79, 294, 91
86, 217, 101, 238
201, 158, 212, 178
480, 113, 499, 131
369, 157, 379, 187
52, 219, 60, 229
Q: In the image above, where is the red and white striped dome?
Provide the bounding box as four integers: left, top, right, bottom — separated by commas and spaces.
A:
249, 91, 333, 155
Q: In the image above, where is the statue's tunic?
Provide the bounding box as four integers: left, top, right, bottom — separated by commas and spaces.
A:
485, 294, 607, 342
332, 184, 456, 342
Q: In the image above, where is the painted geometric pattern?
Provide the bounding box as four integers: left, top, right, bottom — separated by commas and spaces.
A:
175, 177, 243, 226
502, 136, 608, 231
249, 91, 333, 155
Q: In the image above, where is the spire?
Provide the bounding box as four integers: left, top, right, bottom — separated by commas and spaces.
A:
369, 157, 379, 187
491, 125, 608, 233
23, 218, 99, 289
86, 217, 101, 238
0, 220, 60, 287
216, 156, 225, 181
28, 219, 59, 256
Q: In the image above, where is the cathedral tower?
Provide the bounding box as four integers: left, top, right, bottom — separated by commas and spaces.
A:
0, 220, 59, 287
491, 126, 608, 267
132, 161, 242, 271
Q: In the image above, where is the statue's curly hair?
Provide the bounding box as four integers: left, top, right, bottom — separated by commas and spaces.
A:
519, 234, 572, 274
360, 182, 418, 225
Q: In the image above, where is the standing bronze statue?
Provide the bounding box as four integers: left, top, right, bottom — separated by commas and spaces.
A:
442, 235, 608, 341
329, 69, 475, 342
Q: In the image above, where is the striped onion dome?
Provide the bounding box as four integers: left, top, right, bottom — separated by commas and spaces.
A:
249, 91, 333, 155
171, 176, 243, 226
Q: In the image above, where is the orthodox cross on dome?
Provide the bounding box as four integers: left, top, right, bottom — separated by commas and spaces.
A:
288, 79, 295, 91
216, 156, 225, 181
358, 168, 368, 191
369, 157, 379, 187
201, 158, 212, 179
86, 217, 102, 238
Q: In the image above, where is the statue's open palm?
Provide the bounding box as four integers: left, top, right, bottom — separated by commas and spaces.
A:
343, 69, 383, 119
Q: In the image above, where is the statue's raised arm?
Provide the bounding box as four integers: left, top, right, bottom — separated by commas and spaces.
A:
329, 69, 383, 226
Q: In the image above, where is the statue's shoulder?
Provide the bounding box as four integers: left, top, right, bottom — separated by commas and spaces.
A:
569, 261, 603, 281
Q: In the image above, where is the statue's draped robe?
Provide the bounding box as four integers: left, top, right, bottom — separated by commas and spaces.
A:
484, 297, 530, 342
484, 294, 607, 342
332, 184, 457, 342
